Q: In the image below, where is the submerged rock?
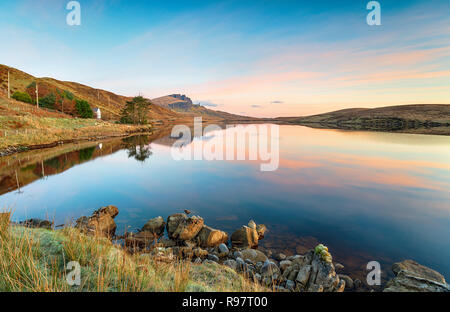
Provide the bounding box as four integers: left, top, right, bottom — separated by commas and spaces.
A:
384, 260, 449, 292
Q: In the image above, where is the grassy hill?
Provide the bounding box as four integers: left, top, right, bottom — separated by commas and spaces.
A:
275, 104, 450, 135
0, 64, 180, 122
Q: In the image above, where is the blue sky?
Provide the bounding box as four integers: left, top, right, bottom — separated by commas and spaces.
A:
0, 0, 449, 117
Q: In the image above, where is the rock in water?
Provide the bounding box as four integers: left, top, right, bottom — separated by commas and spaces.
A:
172, 215, 204, 241
75, 205, 119, 237
384, 260, 449, 292
196, 225, 229, 248
141, 216, 166, 237
231, 226, 259, 249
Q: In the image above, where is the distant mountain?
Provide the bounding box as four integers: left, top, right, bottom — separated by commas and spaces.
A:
152, 94, 257, 120
274, 104, 450, 135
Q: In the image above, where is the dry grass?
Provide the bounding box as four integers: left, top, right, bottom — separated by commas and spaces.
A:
0, 212, 267, 292
0, 97, 152, 151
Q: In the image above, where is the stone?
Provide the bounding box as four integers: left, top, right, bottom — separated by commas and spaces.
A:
233, 251, 243, 259
218, 243, 229, 255
124, 231, 155, 249
279, 260, 292, 272
193, 248, 209, 259
248, 220, 256, 229
338, 274, 354, 290
141, 216, 166, 236
75, 205, 119, 237
240, 249, 268, 264
335, 263, 345, 271
207, 254, 220, 262
20, 219, 53, 230
275, 253, 287, 261
172, 215, 204, 241
157, 237, 177, 247
384, 260, 449, 292
296, 265, 312, 286
261, 261, 280, 277
166, 213, 187, 238
223, 259, 238, 271
196, 225, 228, 248
231, 226, 259, 249
256, 224, 267, 239
285, 279, 295, 291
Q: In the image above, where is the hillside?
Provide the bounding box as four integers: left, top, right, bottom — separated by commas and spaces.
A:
275, 105, 450, 135
0, 64, 181, 123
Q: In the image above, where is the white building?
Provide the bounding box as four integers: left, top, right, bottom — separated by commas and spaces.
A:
93, 107, 101, 120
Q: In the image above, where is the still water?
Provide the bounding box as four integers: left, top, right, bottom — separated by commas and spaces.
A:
1, 125, 450, 283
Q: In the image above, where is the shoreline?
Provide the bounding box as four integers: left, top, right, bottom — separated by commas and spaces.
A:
3, 207, 448, 293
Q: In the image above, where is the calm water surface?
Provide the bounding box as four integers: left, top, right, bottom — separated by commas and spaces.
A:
1, 125, 449, 282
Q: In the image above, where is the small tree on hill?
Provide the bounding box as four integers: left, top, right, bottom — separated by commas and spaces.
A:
12, 91, 32, 104
120, 96, 150, 125
75, 99, 94, 118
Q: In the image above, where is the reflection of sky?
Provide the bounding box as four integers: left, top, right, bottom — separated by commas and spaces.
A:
1, 125, 450, 280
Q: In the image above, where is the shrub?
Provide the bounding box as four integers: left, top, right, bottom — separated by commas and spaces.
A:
39, 93, 56, 109
64, 90, 74, 100
75, 99, 94, 118
12, 91, 33, 104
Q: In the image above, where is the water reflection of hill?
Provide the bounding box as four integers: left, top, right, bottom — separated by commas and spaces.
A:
0, 139, 125, 196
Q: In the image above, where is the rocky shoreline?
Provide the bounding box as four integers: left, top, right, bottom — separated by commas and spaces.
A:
13, 206, 450, 293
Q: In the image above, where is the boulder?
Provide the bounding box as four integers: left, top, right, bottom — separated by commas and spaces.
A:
207, 254, 220, 262
75, 205, 119, 237
279, 260, 292, 272
240, 249, 268, 264
231, 226, 259, 249
218, 243, 229, 256
196, 225, 228, 248
166, 213, 188, 238
384, 260, 449, 292
338, 274, 354, 290
261, 261, 280, 277
296, 265, 312, 286
142, 216, 166, 237
157, 237, 177, 248
172, 215, 204, 241
223, 259, 238, 271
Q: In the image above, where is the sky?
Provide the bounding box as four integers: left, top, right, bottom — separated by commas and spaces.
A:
0, 0, 449, 117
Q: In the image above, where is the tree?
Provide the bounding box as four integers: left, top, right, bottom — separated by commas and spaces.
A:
120, 96, 150, 125
39, 93, 56, 109
75, 99, 94, 118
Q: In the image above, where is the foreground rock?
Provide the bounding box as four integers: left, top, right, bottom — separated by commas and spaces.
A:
141, 216, 166, 237
75, 205, 119, 237
384, 260, 449, 292
196, 225, 229, 248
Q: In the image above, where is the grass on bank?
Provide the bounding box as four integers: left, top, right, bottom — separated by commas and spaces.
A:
0, 213, 265, 292
0, 97, 152, 150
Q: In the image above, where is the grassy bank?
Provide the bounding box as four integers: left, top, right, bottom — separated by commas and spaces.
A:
0, 97, 152, 153
0, 214, 264, 292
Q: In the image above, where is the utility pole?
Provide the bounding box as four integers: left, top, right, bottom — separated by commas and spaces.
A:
36, 82, 39, 108
7, 70, 10, 99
